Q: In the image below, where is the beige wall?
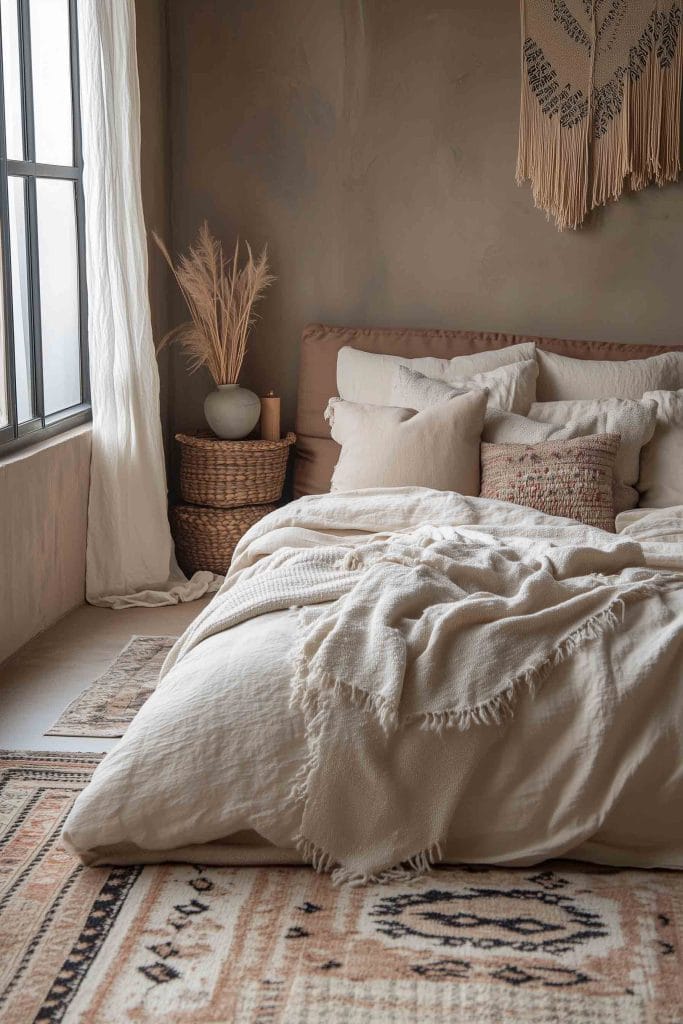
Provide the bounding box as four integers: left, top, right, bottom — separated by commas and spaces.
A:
0, 427, 91, 665
136, 0, 174, 460
143, 0, 683, 445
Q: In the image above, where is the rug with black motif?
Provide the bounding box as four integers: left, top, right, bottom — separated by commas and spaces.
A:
1, 750, 681, 1023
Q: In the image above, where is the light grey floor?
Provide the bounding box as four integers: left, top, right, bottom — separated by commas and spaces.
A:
0, 599, 210, 753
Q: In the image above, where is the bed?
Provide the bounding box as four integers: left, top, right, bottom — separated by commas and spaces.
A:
63, 325, 683, 883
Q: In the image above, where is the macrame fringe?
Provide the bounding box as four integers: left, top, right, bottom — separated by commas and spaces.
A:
591, 72, 632, 209
658, 23, 683, 185
296, 835, 444, 888
593, 30, 683, 208
516, 68, 590, 231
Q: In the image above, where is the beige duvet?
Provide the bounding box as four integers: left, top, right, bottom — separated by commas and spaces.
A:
63, 490, 683, 877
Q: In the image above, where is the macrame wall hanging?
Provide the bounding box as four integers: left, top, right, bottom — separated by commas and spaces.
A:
517, 1, 683, 230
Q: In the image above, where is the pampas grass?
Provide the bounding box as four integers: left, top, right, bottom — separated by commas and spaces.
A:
154, 222, 275, 385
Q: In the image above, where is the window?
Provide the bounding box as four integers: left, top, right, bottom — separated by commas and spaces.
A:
0, 0, 88, 453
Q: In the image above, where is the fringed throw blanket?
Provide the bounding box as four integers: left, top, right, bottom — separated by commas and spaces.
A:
517, 0, 683, 229
163, 501, 682, 885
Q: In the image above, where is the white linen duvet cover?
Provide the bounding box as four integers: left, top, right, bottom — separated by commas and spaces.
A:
63, 490, 683, 880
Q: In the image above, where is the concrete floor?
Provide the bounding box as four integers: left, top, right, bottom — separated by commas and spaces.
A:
0, 599, 210, 753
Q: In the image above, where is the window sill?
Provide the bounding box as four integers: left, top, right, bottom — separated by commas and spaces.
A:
0, 418, 92, 468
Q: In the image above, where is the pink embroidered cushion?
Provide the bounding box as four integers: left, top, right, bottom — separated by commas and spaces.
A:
480, 434, 620, 531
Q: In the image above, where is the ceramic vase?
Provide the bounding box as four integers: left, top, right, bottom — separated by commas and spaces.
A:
204, 383, 261, 440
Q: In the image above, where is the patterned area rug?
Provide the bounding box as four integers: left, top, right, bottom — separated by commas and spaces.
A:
46, 635, 175, 737
1, 751, 682, 1024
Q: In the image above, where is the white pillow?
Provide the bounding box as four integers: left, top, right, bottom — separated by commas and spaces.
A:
325, 390, 487, 494
536, 349, 681, 402
337, 341, 536, 406
485, 398, 658, 513
638, 390, 683, 508
390, 360, 538, 415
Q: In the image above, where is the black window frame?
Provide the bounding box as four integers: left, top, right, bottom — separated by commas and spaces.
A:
0, 0, 89, 455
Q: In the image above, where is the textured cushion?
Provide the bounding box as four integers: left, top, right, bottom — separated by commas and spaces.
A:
536, 349, 682, 402
325, 390, 487, 494
638, 390, 683, 508
480, 434, 620, 531
337, 341, 536, 407
391, 362, 538, 415
485, 398, 657, 513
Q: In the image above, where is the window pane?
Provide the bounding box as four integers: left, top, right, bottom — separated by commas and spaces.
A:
37, 178, 80, 415
8, 176, 33, 422
1, 0, 24, 158
30, 0, 73, 165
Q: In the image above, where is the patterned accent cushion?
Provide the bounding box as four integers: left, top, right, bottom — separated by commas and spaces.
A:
485, 398, 657, 513
480, 434, 620, 531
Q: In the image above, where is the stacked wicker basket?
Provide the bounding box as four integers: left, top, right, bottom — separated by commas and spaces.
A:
171, 431, 296, 576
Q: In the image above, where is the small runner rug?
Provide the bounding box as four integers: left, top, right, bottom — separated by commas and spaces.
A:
1, 750, 681, 1024
46, 635, 176, 737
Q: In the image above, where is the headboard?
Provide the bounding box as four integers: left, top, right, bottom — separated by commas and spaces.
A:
293, 322, 683, 498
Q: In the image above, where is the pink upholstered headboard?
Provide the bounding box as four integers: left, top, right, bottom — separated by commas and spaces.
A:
293, 323, 683, 499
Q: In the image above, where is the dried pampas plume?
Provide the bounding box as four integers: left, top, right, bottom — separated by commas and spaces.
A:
153, 222, 275, 386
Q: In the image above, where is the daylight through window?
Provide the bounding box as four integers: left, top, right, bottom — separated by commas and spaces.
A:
0, 0, 88, 452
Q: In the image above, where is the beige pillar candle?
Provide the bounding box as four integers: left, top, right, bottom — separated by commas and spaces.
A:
260, 391, 281, 441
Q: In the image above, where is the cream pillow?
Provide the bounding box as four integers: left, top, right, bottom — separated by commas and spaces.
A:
638, 389, 683, 508
325, 390, 487, 494
536, 349, 681, 402
485, 398, 657, 513
337, 341, 536, 406
390, 360, 538, 415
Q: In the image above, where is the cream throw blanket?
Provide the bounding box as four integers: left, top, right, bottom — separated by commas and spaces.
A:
163, 490, 682, 884
517, 1, 683, 229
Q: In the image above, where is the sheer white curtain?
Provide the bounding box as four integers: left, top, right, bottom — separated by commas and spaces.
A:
78, 1, 218, 608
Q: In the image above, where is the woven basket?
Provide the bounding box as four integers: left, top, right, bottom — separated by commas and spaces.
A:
171, 503, 276, 576
176, 431, 296, 508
